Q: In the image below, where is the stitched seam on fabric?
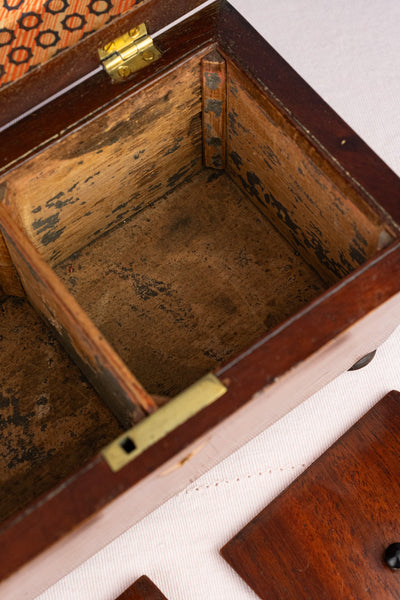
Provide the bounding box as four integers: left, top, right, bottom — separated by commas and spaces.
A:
184, 463, 307, 494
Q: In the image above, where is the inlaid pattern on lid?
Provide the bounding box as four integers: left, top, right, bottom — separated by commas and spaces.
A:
0, 0, 145, 87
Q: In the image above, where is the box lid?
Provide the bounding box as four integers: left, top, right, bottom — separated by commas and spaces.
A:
0, 0, 148, 89
0, 0, 207, 128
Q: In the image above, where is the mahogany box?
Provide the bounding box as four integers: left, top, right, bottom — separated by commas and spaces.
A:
1, 1, 400, 597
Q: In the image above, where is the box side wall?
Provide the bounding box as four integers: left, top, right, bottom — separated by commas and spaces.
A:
225, 60, 393, 285
1, 55, 203, 266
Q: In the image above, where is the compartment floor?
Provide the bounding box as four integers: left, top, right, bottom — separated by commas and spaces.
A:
0, 297, 122, 524
56, 169, 329, 397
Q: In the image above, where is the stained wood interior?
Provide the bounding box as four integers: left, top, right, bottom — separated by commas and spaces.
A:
0, 49, 396, 413
0, 54, 203, 266
225, 60, 395, 284
0, 199, 156, 429
0, 296, 123, 525
55, 169, 327, 396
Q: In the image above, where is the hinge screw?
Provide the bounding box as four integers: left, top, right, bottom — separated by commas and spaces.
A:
142, 49, 155, 62
103, 41, 115, 53
129, 27, 140, 39
118, 65, 131, 78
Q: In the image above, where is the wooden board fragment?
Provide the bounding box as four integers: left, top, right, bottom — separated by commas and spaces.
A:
116, 576, 168, 600
221, 390, 400, 600
201, 50, 226, 168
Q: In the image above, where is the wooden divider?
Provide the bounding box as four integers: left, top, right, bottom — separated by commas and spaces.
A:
0, 185, 24, 296
0, 200, 157, 428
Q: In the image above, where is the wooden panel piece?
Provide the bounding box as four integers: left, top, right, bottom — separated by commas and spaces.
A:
116, 576, 168, 600
201, 50, 226, 169
221, 390, 400, 600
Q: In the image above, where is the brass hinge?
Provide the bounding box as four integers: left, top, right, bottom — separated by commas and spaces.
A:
102, 373, 227, 472
98, 23, 162, 83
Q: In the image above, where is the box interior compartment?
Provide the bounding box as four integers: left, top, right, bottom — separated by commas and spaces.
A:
0, 296, 123, 525
0, 47, 396, 470
54, 168, 327, 397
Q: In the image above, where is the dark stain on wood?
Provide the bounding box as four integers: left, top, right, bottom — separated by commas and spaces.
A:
226, 62, 389, 284
0, 296, 122, 524
163, 137, 183, 156
41, 226, 66, 247
229, 150, 242, 170
32, 213, 60, 233
204, 71, 221, 90
205, 98, 223, 118
56, 169, 328, 397
202, 51, 226, 169
167, 158, 198, 188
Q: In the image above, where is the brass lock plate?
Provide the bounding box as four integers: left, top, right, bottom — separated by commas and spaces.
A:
102, 373, 227, 472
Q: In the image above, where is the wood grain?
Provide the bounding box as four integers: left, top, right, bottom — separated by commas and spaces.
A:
116, 576, 168, 600
217, 1, 400, 225
55, 169, 326, 397
0, 3, 218, 173
221, 390, 400, 600
0, 1, 400, 594
225, 60, 394, 284
0, 230, 23, 297
201, 50, 226, 168
2, 56, 203, 266
0, 184, 23, 297
0, 296, 122, 524
0, 201, 157, 427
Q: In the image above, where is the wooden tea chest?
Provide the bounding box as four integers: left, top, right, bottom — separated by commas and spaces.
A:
1, 1, 400, 597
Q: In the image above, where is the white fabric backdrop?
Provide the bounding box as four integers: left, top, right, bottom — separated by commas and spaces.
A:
35, 1, 400, 598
